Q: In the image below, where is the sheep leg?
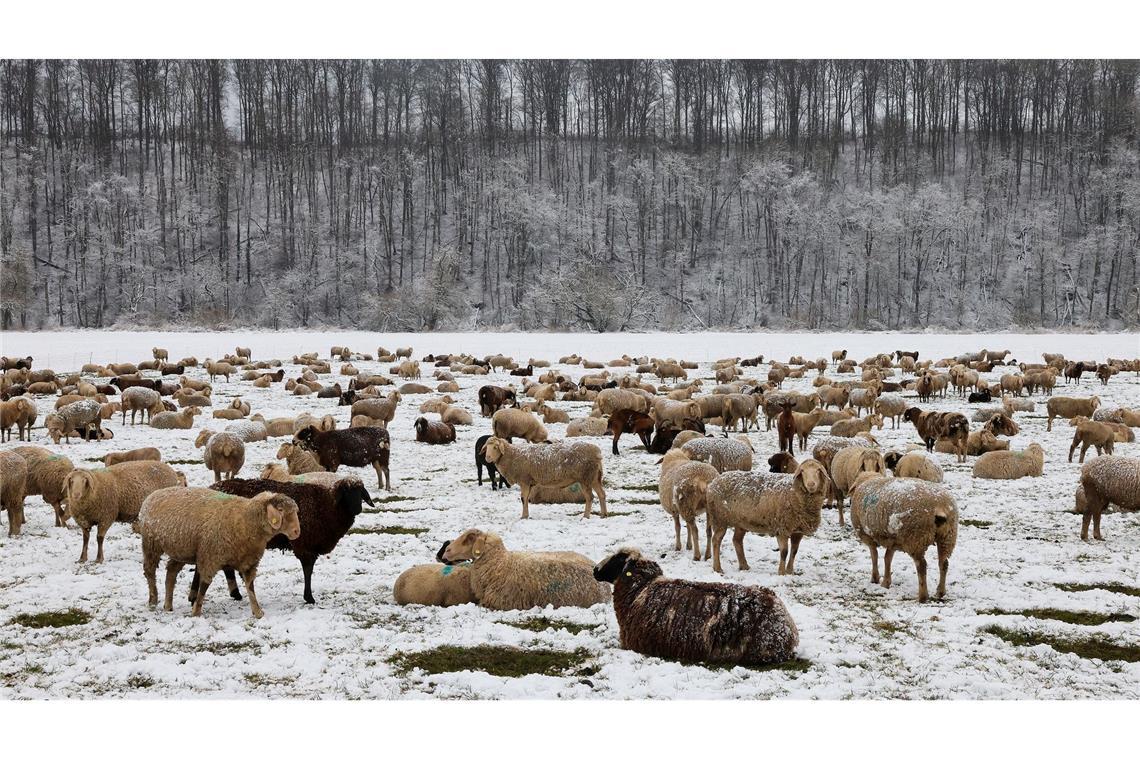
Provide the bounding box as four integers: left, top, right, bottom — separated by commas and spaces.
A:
733, 528, 750, 571
913, 554, 929, 603
95, 521, 110, 562
188, 570, 200, 602
143, 546, 160, 607
936, 552, 950, 600
300, 555, 317, 604
710, 523, 727, 573
239, 567, 264, 619
51, 501, 65, 528
686, 518, 702, 561
223, 568, 241, 600
78, 527, 92, 562
595, 480, 607, 518
164, 560, 185, 612
673, 513, 683, 551
836, 495, 846, 527
777, 535, 789, 575
787, 533, 803, 574
191, 571, 214, 617
612, 429, 621, 455
1081, 510, 1094, 541
1068, 437, 1080, 462
520, 485, 531, 519
881, 548, 895, 588
1092, 509, 1104, 541
704, 518, 712, 561
868, 545, 880, 584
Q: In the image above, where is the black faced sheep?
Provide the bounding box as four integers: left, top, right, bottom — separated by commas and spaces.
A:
414, 416, 457, 444
475, 433, 508, 490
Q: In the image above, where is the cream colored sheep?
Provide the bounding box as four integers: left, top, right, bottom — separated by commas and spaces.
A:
418, 396, 454, 414
972, 443, 1045, 479
437, 529, 609, 610
204, 359, 235, 382
491, 407, 549, 443
680, 436, 753, 472
593, 387, 650, 416
393, 564, 476, 606
883, 451, 944, 482
276, 441, 323, 475
828, 446, 888, 526
194, 429, 246, 481
11, 446, 75, 526
706, 460, 830, 574
875, 393, 908, 429
830, 414, 884, 438
849, 473, 958, 602
138, 487, 300, 618
1046, 395, 1101, 431
566, 417, 609, 437
0, 451, 28, 537
64, 461, 183, 562
224, 419, 269, 443
534, 401, 570, 424
658, 449, 719, 561
1, 397, 36, 441
1078, 456, 1140, 540
670, 430, 707, 449
248, 415, 295, 437
150, 407, 201, 430
480, 437, 606, 519
791, 408, 825, 451
1068, 420, 1115, 463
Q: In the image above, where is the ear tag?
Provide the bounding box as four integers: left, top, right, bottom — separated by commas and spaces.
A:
474, 550, 480, 556
625, 571, 632, 576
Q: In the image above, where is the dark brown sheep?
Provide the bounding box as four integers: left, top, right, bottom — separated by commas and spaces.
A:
414, 416, 456, 444
768, 452, 799, 474
776, 401, 796, 454
607, 408, 655, 455
478, 385, 516, 417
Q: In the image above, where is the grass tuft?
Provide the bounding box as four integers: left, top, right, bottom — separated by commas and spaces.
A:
126, 674, 156, 689
390, 645, 592, 678
10, 609, 90, 628
349, 525, 428, 536
1055, 582, 1140, 597
982, 626, 1140, 662
961, 519, 993, 528
978, 608, 1137, 626
503, 617, 601, 635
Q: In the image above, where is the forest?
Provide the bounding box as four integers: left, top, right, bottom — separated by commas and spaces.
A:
0, 59, 1137, 332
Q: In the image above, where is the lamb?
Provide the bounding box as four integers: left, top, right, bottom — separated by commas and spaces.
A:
533, 400, 570, 425
414, 416, 457, 444
680, 435, 753, 473
491, 407, 549, 443
567, 417, 610, 437
592, 548, 799, 666
829, 414, 884, 438
607, 409, 656, 455
437, 528, 609, 609
874, 393, 907, 429
149, 407, 201, 429
828, 446, 888, 526
775, 401, 796, 453
9, 446, 75, 526
1046, 395, 1101, 431
0, 396, 36, 441
474, 434, 507, 490
705, 460, 830, 574
294, 426, 391, 490
0, 451, 28, 536
205, 477, 374, 604
64, 460, 183, 562
1068, 420, 1115, 463
972, 443, 1045, 480
1077, 456, 1140, 540
658, 449, 719, 561
194, 429, 246, 481
203, 359, 235, 382
120, 386, 165, 425
883, 451, 944, 482
479, 437, 606, 519
393, 564, 476, 607
137, 487, 300, 618
46, 398, 103, 443
103, 447, 161, 467
849, 473, 958, 602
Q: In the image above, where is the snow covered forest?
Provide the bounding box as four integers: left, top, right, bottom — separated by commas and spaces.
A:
0, 59, 1137, 333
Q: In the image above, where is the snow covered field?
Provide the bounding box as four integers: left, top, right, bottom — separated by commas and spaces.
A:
1, 330, 1138, 699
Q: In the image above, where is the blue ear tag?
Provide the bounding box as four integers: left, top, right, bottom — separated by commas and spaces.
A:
441, 565, 454, 576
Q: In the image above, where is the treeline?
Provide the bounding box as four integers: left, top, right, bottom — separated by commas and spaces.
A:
0, 59, 1137, 332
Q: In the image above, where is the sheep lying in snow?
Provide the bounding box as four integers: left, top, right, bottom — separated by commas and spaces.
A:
566, 417, 609, 437
972, 443, 1044, 479
150, 407, 201, 430
138, 487, 301, 618
275, 441, 323, 475
1077, 455, 1140, 540
393, 564, 476, 607
705, 460, 829, 574
883, 451, 944, 482
593, 548, 799, 666
414, 416, 456, 444
0, 451, 28, 536
480, 437, 606, 518
849, 473, 958, 602
658, 449, 719, 561
437, 528, 609, 610
10, 446, 74, 527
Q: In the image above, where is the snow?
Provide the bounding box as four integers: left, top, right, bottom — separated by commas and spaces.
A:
1, 330, 1139, 699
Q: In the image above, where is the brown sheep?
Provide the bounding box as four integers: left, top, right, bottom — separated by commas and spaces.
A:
1068, 420, 1115, 463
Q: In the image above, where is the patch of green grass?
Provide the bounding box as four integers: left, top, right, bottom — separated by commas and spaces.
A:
348, 525, 428, 536
982, 625, 1140, 662
10, 608, 90, 628
390, 645, 593, 678
961, 519, 993, 528
625, 484, 659, 492
503, 617, 601, 635
198, 641, 261, 655
244, 673, 296, 688
979, 608, 1137, 626
624, 498, 660, 505
1055, 582, 1140, 598
165, 459, 203, 465
126, 674, 155, 689
873, 620, 910, 635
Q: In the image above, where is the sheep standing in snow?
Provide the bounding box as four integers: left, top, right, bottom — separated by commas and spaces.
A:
658, 449, 719, 561
1077, 455, 1140, 541
480, 436, 606, 518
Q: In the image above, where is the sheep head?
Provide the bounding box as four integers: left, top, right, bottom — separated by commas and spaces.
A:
438, 528, 494, 564
253, 493, 301, 540
336, 478, 374, 516
593, 548, 660, 584
294, 426, 319, 451
793, 460, 829, 496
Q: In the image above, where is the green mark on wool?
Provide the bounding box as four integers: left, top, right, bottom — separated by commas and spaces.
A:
979, 608, 1137, 626
389, 645, 593, 678
10, 609, 91, 628
981, 625, 1140, 662
440, 565, 455, 576
1055, 582, 1140, 597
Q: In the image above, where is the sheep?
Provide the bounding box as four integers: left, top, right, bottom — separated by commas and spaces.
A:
680, 436, 753, 473
849, 474, 958, 602
437, 528, 609, 610
1046, 395, 1101, 431
150, 407, 201, 430
474, 433, 508, 490
235, 346, 252, 361
222, 419, 268, 443
567, 417, 609, 437
883, 451, 944, 482
479, 436, 606, 519
0, 451, 28, 536
534, 400, 570, 425
275, 441, 323, 476
905, 408, 969, 461
295, 426, 390, 490
0, 396, 36, 441
397, 360, 421, 379
1002, 395, 1035, 414
398, 382, 431, 394
829, 414, 884, 438
205, 477, 374, 604
292, 413, 336, 435
594, 387, 650, 416
874, 393, 907, 429
9, 446, 74, 526
934, 429, 1010, 456
419, 396, 453, 414
64, 461, 183, 562
174, 389, 213, 408
828, 446, 888, 526
820, 385, 850, 410
607, 409, 655, 455
137, 487, 300, 618
1077, 456, 1140, 540
478, 385, 516, 416
249, 415, 295, 437
1068, 420, 1115, 463
45, 398, 103, 443
120, 386, 165, 425
592, 548, 799, 666
414, 416, 457, 444
848, 387, 878, 416
491, 407, 549, 443
658, 449, 719, 561
103, 447, 161, 467
972, 443, 1045, 480
393, 564, 477, 607
441, 405, 474, 426
204, 359, 235, 382
706, 460, 830, 574
790, 408, 825, 451
194, 429, 246, 481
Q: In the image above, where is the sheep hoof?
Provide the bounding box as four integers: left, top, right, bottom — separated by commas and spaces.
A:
230, 589, 243, 601
303, 596, 315, 605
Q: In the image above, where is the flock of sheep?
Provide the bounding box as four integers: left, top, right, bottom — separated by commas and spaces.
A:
0, 343, 1138, 670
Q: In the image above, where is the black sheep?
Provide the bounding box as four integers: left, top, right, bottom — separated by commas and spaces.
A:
593, 548, 799, 666
967, 389, 992, 403
295, 425, 390, 490
475, 433, 509, 489
198, 477, 375, 604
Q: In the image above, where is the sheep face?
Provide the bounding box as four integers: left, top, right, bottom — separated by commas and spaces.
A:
480, 437, 507, 463
438, 529, 489, 564
883, 452, 902, 471
794, 460, 829, 496
294, 426, 318, 451
592, 548, 639, 582
336, 479, 374, 516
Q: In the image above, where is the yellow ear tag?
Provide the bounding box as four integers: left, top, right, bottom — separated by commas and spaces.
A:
625, 571, 632, 576
474, 550, 480, 556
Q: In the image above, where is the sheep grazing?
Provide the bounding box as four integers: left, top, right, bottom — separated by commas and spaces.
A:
414, 416, 457, 444
437, 528, 609, 610
194, 429, 246, 481
491, 407, 548, 443
828, 446, 888, 526
1, 397, 36, 442
393, 564, 476, 607
874, 393, 907, 429
206, 477, 374, 604
1046, 395, 1101, 431
46, 398, 103, 443
768, 452, 798, 474
1077, 456, 1140, 540
9, 446, 74, 527
607, 408, 655, 455
593, 548, 799, 666
103, 447, 161, 467
567, 417, 609, 437
658, 449, 719, 561
849, 473, 958, 602
64, 461, 183, 562
1069, 419, 1116, 463
972, 443, 1045, 480
0, 451, 28, 536
138, 487, 300, 618
150, 407, 201, 430
480, 436, 606, 519
680, 436, 753, 473
294, 426, 391, 491
881, 451, 942, 483
477, 385, 516, 417
905, 408, 969, 461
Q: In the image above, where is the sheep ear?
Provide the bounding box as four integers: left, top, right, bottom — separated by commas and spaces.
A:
266, 503, 283, 529
359, 486, 375, 507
